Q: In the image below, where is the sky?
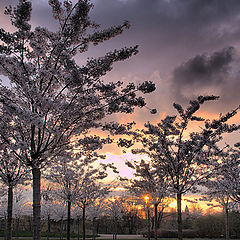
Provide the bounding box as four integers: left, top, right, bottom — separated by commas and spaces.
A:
1, 0, 240, 111
0, 0, 240, 206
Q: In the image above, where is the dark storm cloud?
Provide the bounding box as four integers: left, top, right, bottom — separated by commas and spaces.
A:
171, 46, 240, 110
90, 0, 240, 73
173, 47, 235, 87
1, 0, 240, 109
90, 0, 240, 109
3, 0, 240, 71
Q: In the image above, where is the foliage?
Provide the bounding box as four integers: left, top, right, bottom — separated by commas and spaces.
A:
46, 151, 111, 206
119, 96, 240, 239
0, 1, 155, 238
213, 147, 240, 203
124, 158, 169, 205
194, 212, 240, 238
0, 0, 155, 171
125, 96, 239, 196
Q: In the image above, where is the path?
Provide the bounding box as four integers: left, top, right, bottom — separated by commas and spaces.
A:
97, 234, 145, 239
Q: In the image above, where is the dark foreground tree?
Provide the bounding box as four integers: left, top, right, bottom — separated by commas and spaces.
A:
0, 146, 28, 240
121, 96, 239, 240
0, 1, 155, 240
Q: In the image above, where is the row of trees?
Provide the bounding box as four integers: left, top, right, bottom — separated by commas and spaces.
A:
0, 0, 155, 240
0, 1, 239, 240
1, 187, 240, 239
0, 192, 146, 238
120, 97, 240, 240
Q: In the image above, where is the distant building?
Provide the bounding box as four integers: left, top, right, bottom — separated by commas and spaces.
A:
185, 205, 190, 215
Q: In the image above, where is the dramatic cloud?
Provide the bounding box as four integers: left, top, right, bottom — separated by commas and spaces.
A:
174, 47, 235, 84
171, 47, 240, 111
1, 0, 240, 112
90, 0, 240, 76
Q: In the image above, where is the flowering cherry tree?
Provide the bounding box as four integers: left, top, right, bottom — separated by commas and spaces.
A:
104, 198, 125, 240
124, 159, 169, 240
122, 96, 239, 240
0, 146, 28, 240
203, 147, 240, 240
218, 148, 240, 203
203, 184, 234, 240
51, 202, 66, 240
11, 186, 32, 237
87, 202, 106, 240
41, 185, 55, 240
76, 179, 110, 240
47, 151, 113, 240
0, 0, 155, 239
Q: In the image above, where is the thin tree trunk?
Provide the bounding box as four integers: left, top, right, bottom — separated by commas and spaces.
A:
147, 207, 150, 240
4, 215, 7, 240
60, 217, 63, 240
96, 219, 99, 234
92, 217, 96, 240
77, 217, 80, 240
157, 209, 163, 228
67, 197, 71, 240
154, 204, 158, 240
82, 206, 86, 240
47, 214, 50, 240
177, 193, 182, 240
16, 217, 20, 240
113, 218, 117, 240
32, 167, 41, 240
28, 215, 33, 232
225, 206, 230, 240
6, 186, 13, 240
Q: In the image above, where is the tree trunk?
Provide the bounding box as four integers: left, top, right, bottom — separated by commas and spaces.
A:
225, 206, 230, 240
60, 217, 63, 240
77, 217, 80, 240
16, 217, 20, 240
154, 204, 158, 240
32, 167, 41, 240
67, 197, 71, 240
6, 186, 13, 240
4, 215, 7, 240
82, 206, 86, 240
113, 218, 117, 240
147, 207, 150, 240
177, 193, 182, 240
157, 210, 163, 228
47, 214, 50, 240
96, 219, 99, 234
92, 217, 96, 240
28, 215, 33, 232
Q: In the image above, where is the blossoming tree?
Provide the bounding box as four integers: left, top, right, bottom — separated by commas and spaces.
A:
47, 150, 113, 240
124, 159, 169, 240
204, 147, 240, 240
122, 96, 239, 240
104, 198, 125, 240
0, 146, 28, 240
219, 147, 240, 203
76, 179, 110, 240
0, 0, 155, 239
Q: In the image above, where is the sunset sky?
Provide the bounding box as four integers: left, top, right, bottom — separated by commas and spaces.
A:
0, 0, 240, 209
